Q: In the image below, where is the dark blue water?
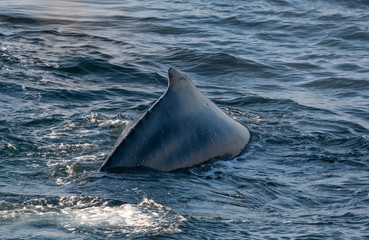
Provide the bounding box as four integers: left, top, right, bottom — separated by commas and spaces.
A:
1, 0, 369, 239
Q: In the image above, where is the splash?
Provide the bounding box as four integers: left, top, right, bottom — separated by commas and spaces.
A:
0, 196, 186, 238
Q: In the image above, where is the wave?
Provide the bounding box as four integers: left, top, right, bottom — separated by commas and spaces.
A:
0, 14, 40, 25
318, 0, 369, 9
163, 47, 276, 78
301, 77, 369, 90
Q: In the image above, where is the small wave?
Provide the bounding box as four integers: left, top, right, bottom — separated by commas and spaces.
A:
301, 77, 369, 90
163, 47, 276, 77
332, 25, 369, 42
142, 24, 196, 35
110, 15, 165, 23
283, 61, 323, 71
0, 14, 39, 25
56, 57, 117, 75
319, 0, 369, 9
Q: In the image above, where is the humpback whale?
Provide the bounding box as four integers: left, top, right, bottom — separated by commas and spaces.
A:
99, 68, 250, 172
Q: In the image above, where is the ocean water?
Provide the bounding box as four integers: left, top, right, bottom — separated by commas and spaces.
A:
1, 0, 369, 239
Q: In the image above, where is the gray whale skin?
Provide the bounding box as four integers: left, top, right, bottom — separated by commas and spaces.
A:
99, 68, 250, 172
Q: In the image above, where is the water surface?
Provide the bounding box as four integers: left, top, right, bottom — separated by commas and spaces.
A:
1, 0, 369, 239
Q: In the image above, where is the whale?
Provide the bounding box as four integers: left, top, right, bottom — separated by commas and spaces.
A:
99, 68, 250, 172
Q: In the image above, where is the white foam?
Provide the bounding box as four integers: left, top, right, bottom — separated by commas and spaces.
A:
98, 119, 130, 129
62, 198, 185, 236
83, 112, 100, 124
6, 143, 16, 150
0, 196, 185, 237
73, 154, 97, 162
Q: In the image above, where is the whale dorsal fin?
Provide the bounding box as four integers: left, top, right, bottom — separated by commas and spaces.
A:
99, 68, 250, 172
168, 67, 194, 91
